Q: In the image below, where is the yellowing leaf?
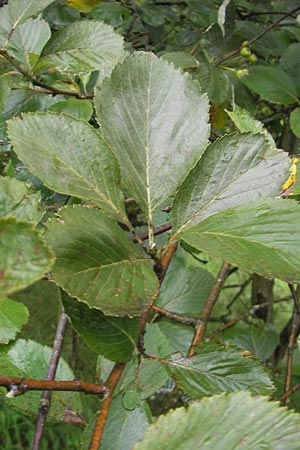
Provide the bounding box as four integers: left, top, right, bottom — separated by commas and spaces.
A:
66, 0, 103, 13
281, 155, 300, 195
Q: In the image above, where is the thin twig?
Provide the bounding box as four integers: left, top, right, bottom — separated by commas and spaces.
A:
88, 363, 125, 450
216, 5, 300, 66
1, 376, 106, 396
280, 382, 300, 401
152, 304, 197, 326
283, 284, 300, 405
31, 311, 68, 450
131, 221, 172, 243
188, 262, 231, 357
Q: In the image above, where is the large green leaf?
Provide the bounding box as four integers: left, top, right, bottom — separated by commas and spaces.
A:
242, 65, 298, 105
134, 392, 300, 450
178, 199, 300, 282
165, 342, 273, 398
95, 53, 210, 227
62, 291, 138, 362
0, 339, 82, 421
7, 113, 127, 224
172, 133, 289, 234
0, 0, 55, 49
45, 206, 158, 316
81, 395, 150, 450
39, 20, 124, 77
0, 217, 54, 298
0, 298, 29, 344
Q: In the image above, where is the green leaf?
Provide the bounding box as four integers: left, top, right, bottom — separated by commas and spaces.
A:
138, 4, 166, 26
0, 217, 54, 298
8, 113, 127, 224
91, 3, 131, 27
218, 0, 235, 40
62, 291, 138, 362
45, 206, 158, 316
179, 199, 300, 282
0, 298, 29, 344
0, 339, 82, 421
6, 17, 51, 71
0, 74, 11, 112
157, 320, 194, 354
48, 98, 93, 121
133, 392, 300, 450
0, 0, 55, 49
165, 342, 273, 398
290, 107, 300, 138
39, 20, 125, 78
172, 133, 289, 234
280, 42, 300, 96
242, 65, 298, 105
160, 52, 199, 70
0, 176, 41, 222
95, 53, 210, 226
223, 323, 279, 361
157, 251, 215, 316
81, 395, 150, 450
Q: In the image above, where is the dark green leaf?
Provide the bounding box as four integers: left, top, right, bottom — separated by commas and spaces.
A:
45, 206, 158, 316
134, 392, 300, 450
0, 298, 29, 344
160, 52, 198, 70
91, 3, 130, 27
280, 42, 300, 96
290, 107, 300, 138
157, 320, 194, 355
48, 98, 93, 121
0, 74, 11, 112
138, 4, 166, 27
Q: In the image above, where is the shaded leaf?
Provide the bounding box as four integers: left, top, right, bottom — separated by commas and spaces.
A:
138, 4, 166, 26
48, 98, 93, 121
242, 65, 298, 105
91, 3, 130, 27
157, 320, 194, 355
62, 291, 138, 362
290, 107, 300, 138
166, 342, 273, 398
0, 339, 82, 421
0, 298, 29, 344
280, 42, 300, 96
95, 53, 210, 225
134, 391, 300, 450
45, 206, 158, 316
8, 113, 127, 224
39, 20, 124, 78
0, 74, 11, 112
172, 134, 289, 234
160, 52, 198, 70
0, 217, 54, 298
179, 199, 300, 282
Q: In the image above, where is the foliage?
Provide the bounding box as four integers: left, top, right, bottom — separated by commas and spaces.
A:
1, 0, 300, 449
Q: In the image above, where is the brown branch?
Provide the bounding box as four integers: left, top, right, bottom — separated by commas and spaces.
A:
131, 221, 172, 243
216, 5, 300, 66
283, 284, 300, 405
188, 261, 231, 357
1, 376, 106, 396
31, 311, 68, 450
152, 304, 197, 326
280, 383, 300, 402
88, 362, 125, 450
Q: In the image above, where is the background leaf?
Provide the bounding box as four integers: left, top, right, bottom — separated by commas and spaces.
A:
179, 199, 300, 282
172, 133, 289, 233
62, 291, 138, 362
165, 342, 273, 398
0, 298, 29, 344
8, 113, 127, 223
0, 217, 54, 298
0, 339, 82, 421
95, 52, 210, 225
39, 20, 125, 78
290, 107, 300, 138
134, 392, 300, 450
45, 206, 158, 316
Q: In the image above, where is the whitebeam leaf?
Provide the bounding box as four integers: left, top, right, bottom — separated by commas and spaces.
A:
45, 206, 158, 316
39, 20, 125, 77
134, 392, 300, 450
95, 52, 210, 226
8, 113, 128, 224
179, 199, 300, 282
172, 133, 289, 234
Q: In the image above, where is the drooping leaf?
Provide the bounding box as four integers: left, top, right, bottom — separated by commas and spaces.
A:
222, 323, 279, 361
61, 291, 138, 362
179, 199, 300, 282
39, 20, 125, 78
0, 217, 54, 298
45, 206, 158, 316
172, 133, 289, 234
290, 107, 300, 138
8, 113, 128, 224
242, 65, 298, 105
0, 339, 82, 421
95, 52, 210, 226
0, 176, 41, 222
165, 342, 273, 398
0, 298, 29, 344
0, 0, 55, 49
133, 392, 300, 450
81, 395, 150, 450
